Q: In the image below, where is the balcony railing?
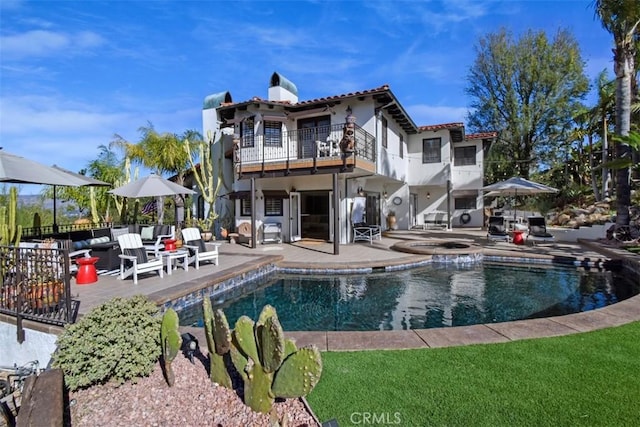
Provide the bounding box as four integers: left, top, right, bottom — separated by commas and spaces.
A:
236, 123, 376, 167
0, 244, 78, 342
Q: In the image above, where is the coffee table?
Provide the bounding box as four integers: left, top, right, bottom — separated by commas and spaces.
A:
160, 249, 189, 275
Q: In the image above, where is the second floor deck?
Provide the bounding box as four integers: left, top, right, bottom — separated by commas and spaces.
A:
234, 123, 376, 179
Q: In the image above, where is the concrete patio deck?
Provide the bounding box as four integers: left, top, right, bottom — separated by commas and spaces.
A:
67, 228, 640, 351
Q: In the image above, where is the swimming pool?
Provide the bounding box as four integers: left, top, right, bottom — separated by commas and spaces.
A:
178, 263, 639, 331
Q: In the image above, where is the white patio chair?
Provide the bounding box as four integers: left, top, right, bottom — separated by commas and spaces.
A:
181, 227, 220, 269
117, 233, 163, 285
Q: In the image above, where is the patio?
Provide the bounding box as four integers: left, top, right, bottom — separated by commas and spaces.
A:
5, 228, 639, 352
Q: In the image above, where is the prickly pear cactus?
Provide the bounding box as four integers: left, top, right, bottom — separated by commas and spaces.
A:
243, 357, 275, 414
257, 315, 285, 373
271, 346, 323, 398
228, 305, 324, 413
160, 308, 182, 387
233, 315, 259, 363
202, 297, 232, 388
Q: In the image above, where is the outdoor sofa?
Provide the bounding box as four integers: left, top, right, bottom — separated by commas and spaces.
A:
48, 224, 175, 271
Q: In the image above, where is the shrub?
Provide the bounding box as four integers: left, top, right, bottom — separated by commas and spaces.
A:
52, 295, 162, 391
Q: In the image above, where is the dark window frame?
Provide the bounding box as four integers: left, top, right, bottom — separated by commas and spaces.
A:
454, 196, 476, 210
399, 134, 404, 159
381, 116, 388, 148
454, 146, 476, 166
241, 116, 255, 148
264, 120, 282, 147
240, 198, 252, 216
422, 138, 441, 163
264, 197, 283, 216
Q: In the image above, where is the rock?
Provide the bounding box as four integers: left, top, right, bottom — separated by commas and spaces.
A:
556, 213, 571, 225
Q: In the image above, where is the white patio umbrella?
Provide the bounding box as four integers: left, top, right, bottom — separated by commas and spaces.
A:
0, 150, 95, 186
482, 177, 558, 219
108, 174, 196, 198
0, 150, 111, 231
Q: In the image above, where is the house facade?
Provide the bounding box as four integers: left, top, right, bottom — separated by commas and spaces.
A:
200, 72, 496, 245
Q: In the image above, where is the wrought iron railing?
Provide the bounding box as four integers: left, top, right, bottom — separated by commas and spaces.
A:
237, 123, 376, 166
0, 244, 77, 342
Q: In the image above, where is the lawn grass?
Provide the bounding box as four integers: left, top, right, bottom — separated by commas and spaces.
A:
306, 321, 640, 426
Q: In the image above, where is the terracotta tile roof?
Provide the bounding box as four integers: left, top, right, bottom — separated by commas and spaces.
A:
466, 131, 497, 140
220, 85, 392, 109
295, 84, 391, 106
417, 122, 464, 132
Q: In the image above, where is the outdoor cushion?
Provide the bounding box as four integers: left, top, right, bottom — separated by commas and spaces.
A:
141, 226, 155, 241
123, 247, 148, 264
72, 240, 88, 250
185, 238, 207, 256
92, 228, 112, 239
88, 236, 110, 245
111, 227, 129, 241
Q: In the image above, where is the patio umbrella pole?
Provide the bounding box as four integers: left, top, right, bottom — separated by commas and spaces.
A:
53, 185, 58, 233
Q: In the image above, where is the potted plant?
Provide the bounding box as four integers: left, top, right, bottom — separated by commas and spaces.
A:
196, 218, 213, 241
387, 210, 397, 230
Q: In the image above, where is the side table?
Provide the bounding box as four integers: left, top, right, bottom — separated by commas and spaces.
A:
512, 230, 525, 245
76, 257, 99, 285
160, 249, 189, 275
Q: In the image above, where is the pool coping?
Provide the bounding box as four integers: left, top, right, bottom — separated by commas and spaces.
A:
176, 240, 640, 352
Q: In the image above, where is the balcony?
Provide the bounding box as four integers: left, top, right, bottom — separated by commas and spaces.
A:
234, 123, 376, 178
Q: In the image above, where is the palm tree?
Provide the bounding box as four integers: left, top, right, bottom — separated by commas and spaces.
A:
111, 123, 195, 224
593, 0, 640, 226
586, 70, 616, 199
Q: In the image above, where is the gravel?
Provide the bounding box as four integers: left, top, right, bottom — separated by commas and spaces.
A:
68, 353, 321, 426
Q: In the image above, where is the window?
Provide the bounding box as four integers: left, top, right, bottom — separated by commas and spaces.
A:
241, 198, 252, 216
399, 134, 404, 159
264, 197, 283, 216
264, 121, 282, 147
455, 197, 476, 210
454, 146, 476, 166
241, 116, 254, 147
381, 116, 388, 148
422, 138, 441, 163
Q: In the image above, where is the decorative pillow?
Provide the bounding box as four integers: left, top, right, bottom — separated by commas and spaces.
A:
141, 226, 155, 241
72, 241, 84, 250
111, 227, 129, 241
123, 247, 148, 264
185, 239, 207, 256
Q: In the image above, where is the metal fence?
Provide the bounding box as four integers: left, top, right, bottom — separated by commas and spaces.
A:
0, 244, 77, 343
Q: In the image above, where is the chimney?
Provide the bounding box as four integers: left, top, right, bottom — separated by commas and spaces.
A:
268, 72, 298, 103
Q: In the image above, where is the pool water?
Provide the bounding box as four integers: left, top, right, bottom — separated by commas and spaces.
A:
178, 263, 639, 331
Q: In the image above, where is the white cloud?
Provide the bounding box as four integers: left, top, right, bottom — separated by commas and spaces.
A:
1, 29, 105, 60
0, 93, 203, 171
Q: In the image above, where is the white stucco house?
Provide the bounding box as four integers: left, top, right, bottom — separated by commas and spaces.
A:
198, 72, 496, 246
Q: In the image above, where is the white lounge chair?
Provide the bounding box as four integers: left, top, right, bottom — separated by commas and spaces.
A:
487, 216, 510, 242
181, 227, 220, 268
117, 233, 163, 284
526, 217, 555, 244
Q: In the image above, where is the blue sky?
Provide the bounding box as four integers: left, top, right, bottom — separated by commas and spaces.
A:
1, 0, 614, 183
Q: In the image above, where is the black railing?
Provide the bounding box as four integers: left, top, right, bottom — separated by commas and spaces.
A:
0, 244, 77, 342
238, 123, 376, 165
22, 221, 114, 240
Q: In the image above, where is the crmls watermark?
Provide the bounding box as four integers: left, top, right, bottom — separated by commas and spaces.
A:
349, 412, 402, 425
